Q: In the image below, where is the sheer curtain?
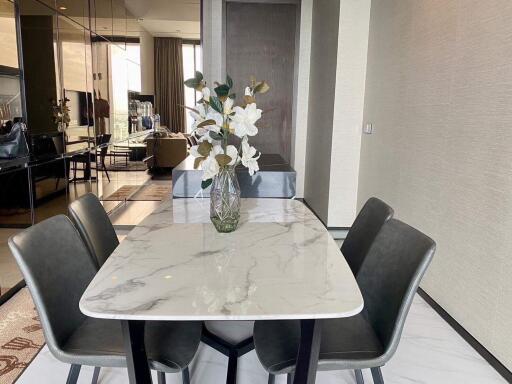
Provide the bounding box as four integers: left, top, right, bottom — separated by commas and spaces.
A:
154, 37, 185, 133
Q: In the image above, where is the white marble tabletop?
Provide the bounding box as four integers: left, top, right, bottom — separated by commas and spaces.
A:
80, 198, 364, 321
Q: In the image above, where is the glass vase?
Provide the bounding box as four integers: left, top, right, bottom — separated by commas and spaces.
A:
210, 166, 241, 233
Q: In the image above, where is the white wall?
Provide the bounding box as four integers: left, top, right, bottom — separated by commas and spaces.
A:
290, 0, 312, 198
358, 0, 512, 370
327, 0, 370, 226
201, 0, 224, 84
303, 0, 340, 221
139, 29, 154, 95
304, 0, 370, 226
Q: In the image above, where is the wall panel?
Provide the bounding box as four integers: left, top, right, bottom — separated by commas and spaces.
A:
358, 0, 512, 370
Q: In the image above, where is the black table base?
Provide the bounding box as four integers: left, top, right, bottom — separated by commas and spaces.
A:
200, 324, 255, 384
122, 320, 152, 384
293, 319, 321, 384
121, 319, 321, 384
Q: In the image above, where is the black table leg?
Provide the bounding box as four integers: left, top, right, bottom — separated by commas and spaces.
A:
121, 320, 152, 384
226, 350, 238, 384
293, 319, 321, 384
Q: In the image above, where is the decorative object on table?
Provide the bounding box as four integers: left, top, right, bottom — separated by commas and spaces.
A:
0, 122, 29, 159
184, 71, 270, 233
51, 97, 70, 133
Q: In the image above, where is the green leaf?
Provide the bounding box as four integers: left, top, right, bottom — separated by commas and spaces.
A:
209, 96, 223, 113
195, 71, 203, 82
197, 141, 213, 157
253, 81, 270, 94
196, 119, 217, 128
214, 84, 230, 98
181, 105, 200, 114
193, 156, 205, 169
209, 131, 224, 141
244, 95, 256, 105
216, 154, 232, 167
201, 178, 213, 189
184, 78, 199, 88
226, 75, 233, 89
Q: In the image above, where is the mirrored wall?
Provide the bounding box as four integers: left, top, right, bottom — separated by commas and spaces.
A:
0, 0, 152, 298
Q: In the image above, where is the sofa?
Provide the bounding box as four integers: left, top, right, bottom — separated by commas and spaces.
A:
145, 132, 188, 169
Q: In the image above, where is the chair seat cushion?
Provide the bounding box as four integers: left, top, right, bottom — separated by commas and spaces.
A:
61, 318, 202, 372
253, 314, 384, 374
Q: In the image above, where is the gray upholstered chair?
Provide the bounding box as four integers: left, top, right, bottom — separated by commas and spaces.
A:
8, 215, 201, 384
253, 219, 436, 384
68, 193, 118, 268
342, 197, 394, 276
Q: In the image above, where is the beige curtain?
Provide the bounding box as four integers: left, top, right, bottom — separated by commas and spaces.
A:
154, 37, 185, 133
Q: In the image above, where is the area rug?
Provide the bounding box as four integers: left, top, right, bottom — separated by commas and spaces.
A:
102, 184, 171, 202
102, 185, 139, 201
105, 161, 147, 172
129, 184, 172, 201
0, 288, 44, 384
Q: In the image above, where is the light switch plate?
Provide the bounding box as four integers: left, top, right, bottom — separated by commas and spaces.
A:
363, 123, 373, 134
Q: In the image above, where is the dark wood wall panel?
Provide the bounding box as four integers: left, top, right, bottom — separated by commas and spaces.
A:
226, 2, 296, 163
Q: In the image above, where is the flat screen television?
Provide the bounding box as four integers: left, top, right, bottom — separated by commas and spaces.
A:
64, 89, 93, 126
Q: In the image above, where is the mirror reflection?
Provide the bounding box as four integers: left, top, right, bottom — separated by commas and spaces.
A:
0, 0, 201, 303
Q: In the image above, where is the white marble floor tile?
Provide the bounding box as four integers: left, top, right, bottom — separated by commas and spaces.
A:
17, 296, 507, 384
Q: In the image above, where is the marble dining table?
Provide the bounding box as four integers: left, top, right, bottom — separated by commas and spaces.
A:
80, 198, 364, 384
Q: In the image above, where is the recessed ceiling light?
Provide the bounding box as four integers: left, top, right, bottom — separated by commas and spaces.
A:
59, 6, 67, 10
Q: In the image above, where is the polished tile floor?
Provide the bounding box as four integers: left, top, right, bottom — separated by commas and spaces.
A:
17, 296, 506, 384
0, 168, 154, 295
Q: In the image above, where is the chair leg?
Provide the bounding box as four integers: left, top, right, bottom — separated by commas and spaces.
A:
91, 367, 100, 384
66, 364, 81, 384
355, 369, 364, 384
268, 373, 275, 384
182, 367, 190, 384
157, 371, 166, 384
287, 372, 294, 384
103, 162, 110, 182
371, 367, 384, 384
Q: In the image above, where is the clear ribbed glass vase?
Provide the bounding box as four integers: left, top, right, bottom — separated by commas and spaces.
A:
210, 166, 241, 233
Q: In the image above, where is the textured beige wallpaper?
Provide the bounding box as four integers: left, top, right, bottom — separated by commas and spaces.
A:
358, 0, 512, 370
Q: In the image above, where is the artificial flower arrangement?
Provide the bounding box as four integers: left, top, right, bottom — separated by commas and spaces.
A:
183, 71, 269, 189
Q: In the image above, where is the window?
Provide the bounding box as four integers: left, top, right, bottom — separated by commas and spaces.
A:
182, 42, 202, 133
109, 43, 141, 141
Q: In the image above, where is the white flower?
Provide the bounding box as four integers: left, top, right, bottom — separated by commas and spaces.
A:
230, 103, 261, 138
201, 145, 223, 180
190, 145, 201, 157
190, 104, 222, 136
202, 87, 210, 102
223, 97, 234, 115
245, 86, 253, 97
226, 145, 239, 166
241, 137, 260, 176
201, 156, 219, 180
211, 145, 223, 158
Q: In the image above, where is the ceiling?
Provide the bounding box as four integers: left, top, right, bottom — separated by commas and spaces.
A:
124, 0, 200, 39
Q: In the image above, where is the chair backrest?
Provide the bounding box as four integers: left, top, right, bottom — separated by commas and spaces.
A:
52, 135, 65, 155
341, 197, 394, 275
357, 218, 435, 361
68, 193, 119, 268
8, 215, 97, 356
